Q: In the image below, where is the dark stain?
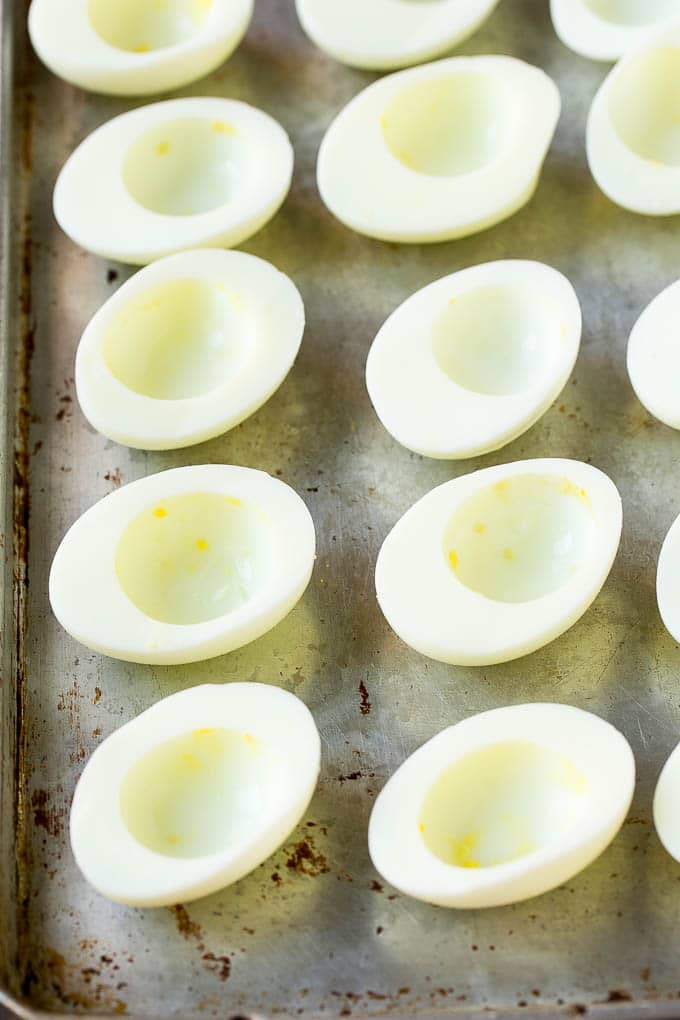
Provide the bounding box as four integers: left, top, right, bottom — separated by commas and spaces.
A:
93, 686, 102, 704
570, 1006, 587, 1016
285, 835, 329, 877
104, 468, 122, 489
170, 904, 202, 941
370, 880, 383, 892
271, 872, 282, 885
640, 968, 651, 982
358, 679, 371, 716
366, 991, 386, 1001
32, 439, 42, 455
202, 952, 231, 982
375, 927, 383, 935
606, 990, 632, 1003
471, 944, 478, 951
306, 486, 318, 493
31, 788, 62, 837
338, 771, 363, 782
107, 268, 119, 284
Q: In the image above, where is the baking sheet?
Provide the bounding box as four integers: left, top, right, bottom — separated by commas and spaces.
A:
2, 0, 680, 1017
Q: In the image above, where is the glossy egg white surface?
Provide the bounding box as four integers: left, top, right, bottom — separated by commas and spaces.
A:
369, 703, 635, 908
54, 96, 293, 265
655, 508, 680, 645
550, 0, 680, 62
653, 740, 680, 864
28, 0, 253, 96
375, 458, 622, 666
586, 18, 680, 214
295, 0, 501, 71
366, 260, 581, 459
317, 56, 560, 244
71, 682, 321, 906
627, 278, 680, 429
49, 465, 315, 665
75, 249, 305, 450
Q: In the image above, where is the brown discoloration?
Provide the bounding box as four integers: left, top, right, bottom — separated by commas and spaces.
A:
170, 904, 202, 941
202, 951, 231, 982
93, 686, 102, 704
107, 268, 119, 284
31, 788, 63, 837
104, 468, 122, 489
358, 679, 371, 716
41, 949, 127, 1012
337, 771, 363, 782
285, 835, 329, 877
271, 872, 282, 885
370, 880, 383, 893
606, 990, 632, 1003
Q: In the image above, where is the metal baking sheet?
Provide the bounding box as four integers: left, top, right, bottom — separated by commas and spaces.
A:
2, 0, 680, 1017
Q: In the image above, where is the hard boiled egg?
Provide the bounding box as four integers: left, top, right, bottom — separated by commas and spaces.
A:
551, 0, 680, 62
71, 682, 320, 906
655, 508, 680, 644
366, 260, 581, 459
375, 458, 622, 665
587, 18, 680, 214
295, 0, 500, 71
627, 278, 680, 429
317, 56, 560, 243
54, 97, 293, 265
76, 249, 304, 450
49, 465, 315, 664
369, 703, 634, 908
28, 0, 253, 96
653, 739, 680, 864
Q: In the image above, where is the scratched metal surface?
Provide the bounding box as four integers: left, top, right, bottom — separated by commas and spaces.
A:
2, 0, 680, 1018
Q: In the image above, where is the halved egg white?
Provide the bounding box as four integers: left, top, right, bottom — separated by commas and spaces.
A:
317, 56, 560, 244
627, 278, 680, 429
295, 0, 500, 71
75, 249, 304, 451
49, 465, 315, 665
653, 740, 680, 864
655, 509, 680, 645
375, 458, 622, 666
71, 682, 320, 906
369, 703, 634, 908
586, 18, 680, 214
28, 0, 253, 96
54, 96, 293, 265
366, 260, 581, 460
551, 0, 680, 62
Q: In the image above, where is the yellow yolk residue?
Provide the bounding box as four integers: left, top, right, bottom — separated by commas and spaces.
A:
153, 506, 167, 518
448, 550, 459, 570
451, 832, 481, 869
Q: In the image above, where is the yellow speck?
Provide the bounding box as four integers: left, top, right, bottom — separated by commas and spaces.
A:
196, 538, 209, 551
193, 728, 217, 739
211, 120, 235, 135
448, 549, 459, 571
155, 140, 170, 155
181, 753, 202, 769
493, 480, 509, 499
134, 42, 150, 53
452, 831, 481, 869
473, 522, 486, 535
449, 296, 457, 305
244, 733, 258, 746
153, 506, 167, 518
166, 833, 180, 846
380, 114, 388, 131
418, 822, 426, 834
503, 547, 514, 561
399, 150, 415, 168
225, 495, 242, 507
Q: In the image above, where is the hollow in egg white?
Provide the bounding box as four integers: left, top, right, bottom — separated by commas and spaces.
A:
366, 260, 581, 459
295, 0, 500, 71
587, 18, 680, 214
550, 0, 680, 62
75, 249, 305, 450
369, 703, 635, 908
71, 683, 321, 906
54, 97, 293, 264
375, 458, 622, 665
29, 0, 253, 96
49, 465, 315, 665
627, 277, 680, 430
317, 56, 560, 243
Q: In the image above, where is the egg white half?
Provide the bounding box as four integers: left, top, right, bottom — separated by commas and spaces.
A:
375, 458, 622, 665
366, 260, 581, 459
49, 465, 315, 664
654, 739, 680, 864
71, 682, 321, 906
369, 703, 634, 908
75, 249, 305, 450
317, 56, 560, 243
28, 0, 253, 96
295, 0, 500, 71
551, 0, 680, 62
627, 277, 680, 429
54, 96, 293, 264
586, 18, 680, 214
